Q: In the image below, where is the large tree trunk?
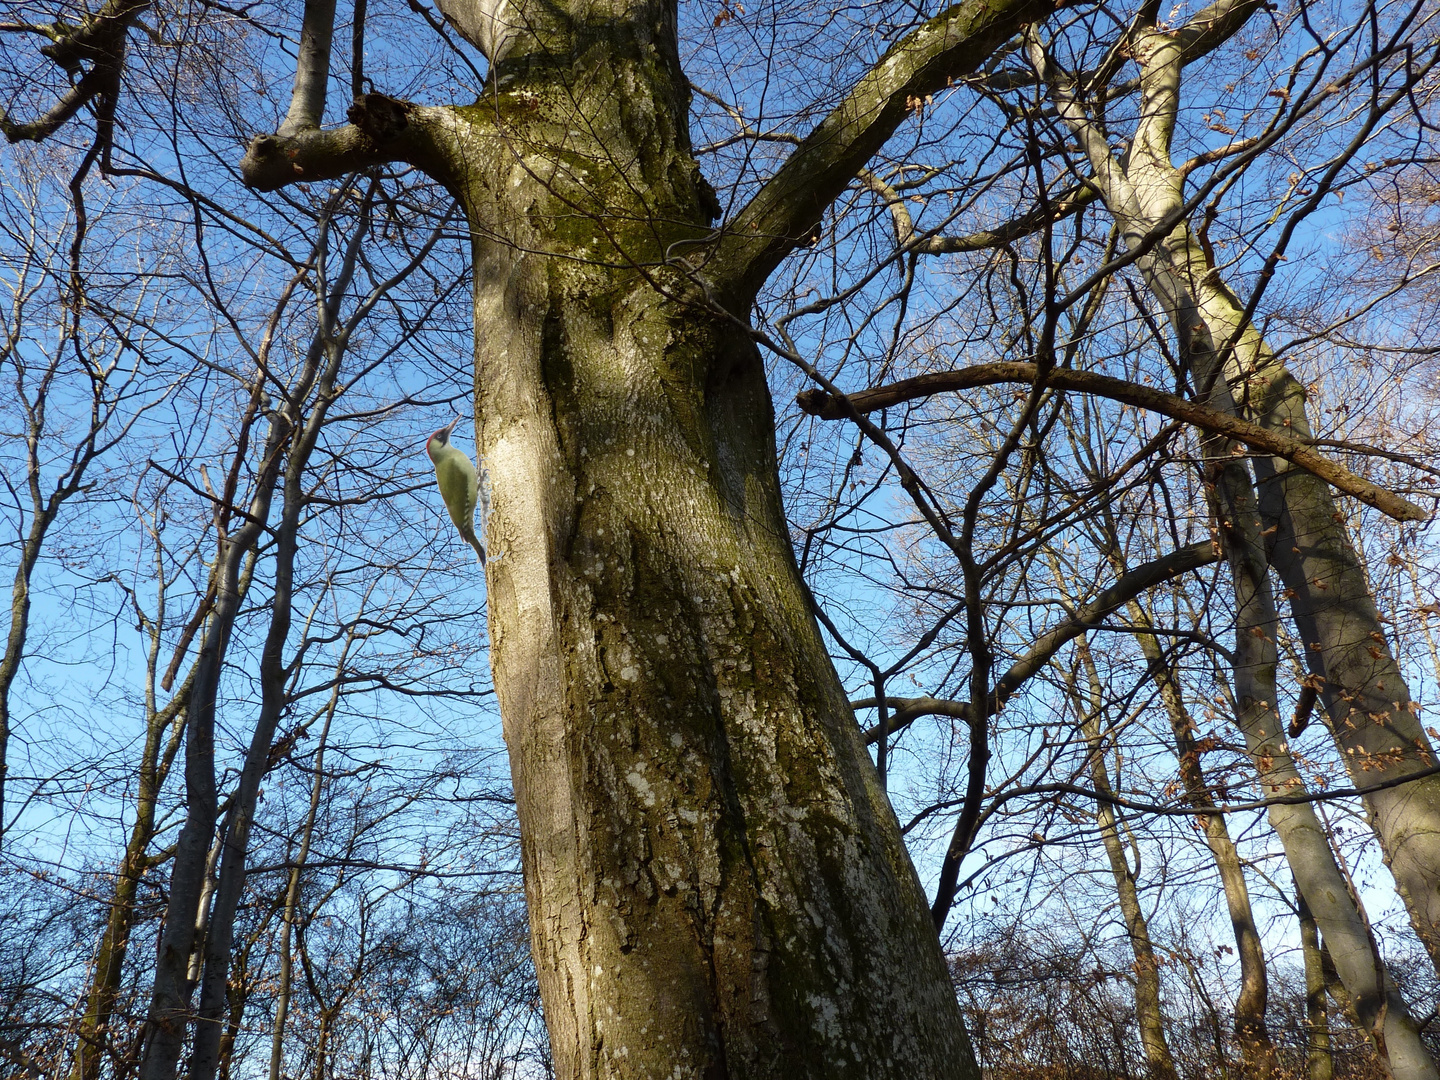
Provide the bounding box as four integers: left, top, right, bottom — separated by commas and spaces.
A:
439, 13, 981, 1076
469, 187, 974, 1077
230, 0, 1053, 1064
481, 279, 969, 1078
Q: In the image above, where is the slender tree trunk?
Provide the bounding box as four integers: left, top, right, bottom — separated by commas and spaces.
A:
268, 685, 338, 1080
71, 515, 195, 1080
1088, 497, 1278, 1080
1033, 2, 1440, 975
1298, 890, 1335, 1080
70, 702, 187, 1080
1, 350, 90, 848
1128, 595, 1277, 1079
214, 895, 281, 1080
1069, 638, 1180, 1080
139, 397, 291, 1080
189, 204, 363, 1080
1206, 441, 1434, 1080
0, 513, 49, 848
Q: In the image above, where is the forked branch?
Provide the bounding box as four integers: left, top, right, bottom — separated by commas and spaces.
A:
239, 95, 440, 191
711, 0, 1056, 303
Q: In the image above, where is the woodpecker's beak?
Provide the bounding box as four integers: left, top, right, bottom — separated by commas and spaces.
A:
442, 416, 462, 438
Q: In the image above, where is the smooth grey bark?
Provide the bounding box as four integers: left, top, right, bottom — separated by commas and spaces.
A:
1031, 29, 1440, 1045
1206, 441, 1435, 1080
1298, 890, 1336, 1080
187, 250, 350, 1080
1069, 638, 1180, 1080
1030, 0, 1440, 976
1079, 489, 1278, 1079
1195, 263, 1440, 979
228, 0, 1057, 1070
278, 0, 337, 136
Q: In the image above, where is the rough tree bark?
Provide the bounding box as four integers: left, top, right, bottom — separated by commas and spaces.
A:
233, 0, 1056, 1071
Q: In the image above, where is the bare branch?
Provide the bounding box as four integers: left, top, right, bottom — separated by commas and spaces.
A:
0, 0, 149, 145
797, 363, 1428, 521
853, 540, 1221, 744
709, 0, 1056, 304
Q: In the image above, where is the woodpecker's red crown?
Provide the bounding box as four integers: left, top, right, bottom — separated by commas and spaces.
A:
426, 416, 462, 454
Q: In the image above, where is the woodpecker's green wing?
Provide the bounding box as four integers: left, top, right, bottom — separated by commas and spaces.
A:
434, 445, 478, 534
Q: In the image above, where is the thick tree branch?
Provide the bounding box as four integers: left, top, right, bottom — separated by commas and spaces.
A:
239, 95, 438, 191
853, 540, 1220, 743
914, 184, 1099, 254
710, 0, 1055, 303
1, 63, 111, 142
797, 363, 1427, 521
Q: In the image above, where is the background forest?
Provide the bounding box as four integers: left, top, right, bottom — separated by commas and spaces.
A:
0, 0, 1438, 1073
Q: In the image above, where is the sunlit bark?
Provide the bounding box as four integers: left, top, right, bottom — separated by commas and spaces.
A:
1027, 0, 1440, 978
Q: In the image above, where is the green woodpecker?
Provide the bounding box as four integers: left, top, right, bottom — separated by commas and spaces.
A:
426, 416, 486, 566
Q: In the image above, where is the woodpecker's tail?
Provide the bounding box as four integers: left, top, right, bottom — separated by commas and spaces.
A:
465, 533, 487, 567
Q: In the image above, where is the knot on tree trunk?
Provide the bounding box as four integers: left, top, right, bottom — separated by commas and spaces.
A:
795, 387, 843, 419
346, 93, 412, 143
